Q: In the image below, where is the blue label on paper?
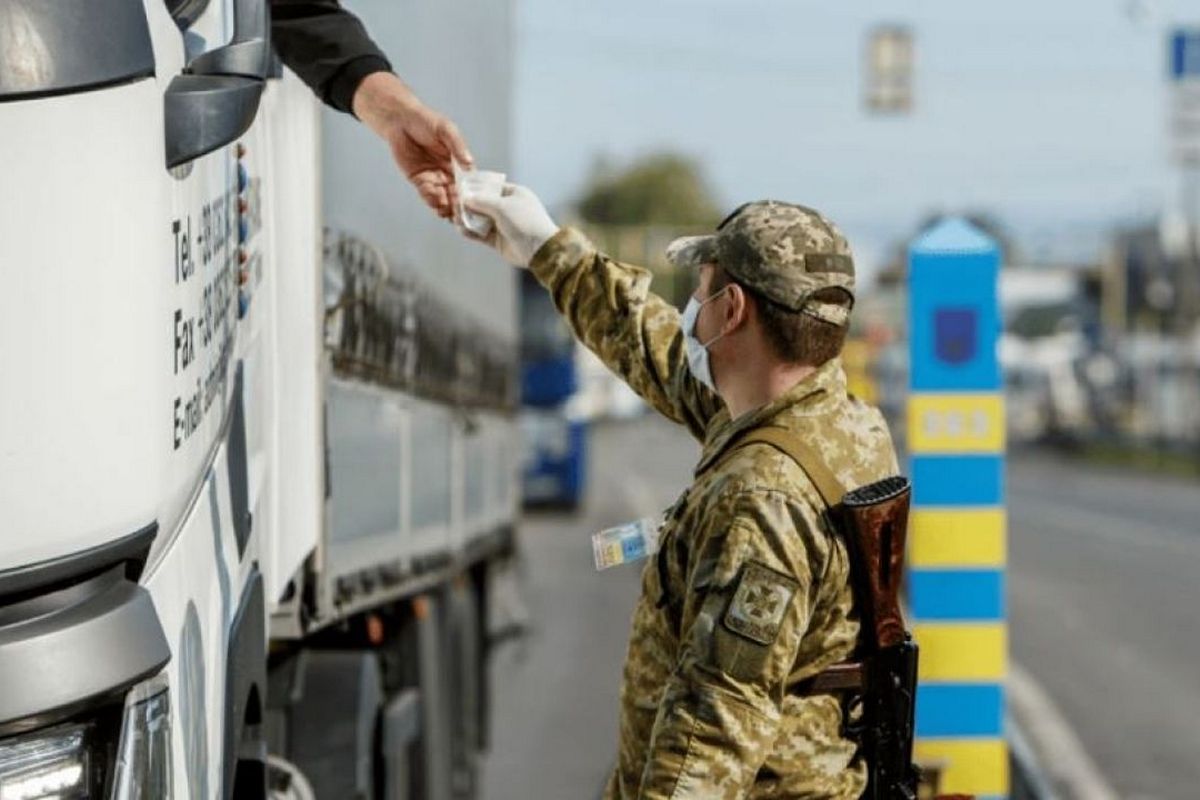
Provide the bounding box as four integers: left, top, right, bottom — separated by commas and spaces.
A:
621, 532, 646, 561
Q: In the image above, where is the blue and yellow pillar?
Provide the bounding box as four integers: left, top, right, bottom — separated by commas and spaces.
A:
907, 219, 1007, 799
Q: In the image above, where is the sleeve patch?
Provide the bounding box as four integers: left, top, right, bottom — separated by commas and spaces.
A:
722, 561, 798, 646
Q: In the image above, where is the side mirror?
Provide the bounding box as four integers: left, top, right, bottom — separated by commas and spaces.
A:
186, 0, 270, 79
163, 0, 268, 167
164, 74, 264, 169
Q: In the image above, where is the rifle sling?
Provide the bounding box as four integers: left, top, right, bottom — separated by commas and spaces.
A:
733, 427, 848, 510
796, 662, 864, 693
731, 426, 864, 696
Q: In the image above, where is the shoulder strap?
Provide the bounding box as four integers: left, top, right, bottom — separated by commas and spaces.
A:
737, 429, 868, 694
735, 427, 848, 510
736, 428, 895, 695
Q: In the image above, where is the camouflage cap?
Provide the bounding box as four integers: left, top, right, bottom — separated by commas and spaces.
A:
666, 201, 855, 326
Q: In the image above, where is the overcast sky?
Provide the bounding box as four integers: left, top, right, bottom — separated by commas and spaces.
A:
512, 0, 1197, 279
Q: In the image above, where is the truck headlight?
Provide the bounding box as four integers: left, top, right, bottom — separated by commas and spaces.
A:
110, 679, 171, 799
0, 721, 109, 799
0, 677, 170, 800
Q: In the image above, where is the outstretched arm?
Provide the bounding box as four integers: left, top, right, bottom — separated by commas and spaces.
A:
464, 185, 724, 438
270, 0, 474, 218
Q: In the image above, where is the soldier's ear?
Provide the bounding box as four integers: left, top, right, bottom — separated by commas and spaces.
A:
724, 283, 752, 334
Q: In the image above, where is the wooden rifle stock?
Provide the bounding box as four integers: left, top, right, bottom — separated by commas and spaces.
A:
838, 476, 920, 800
838, 475, 912, 652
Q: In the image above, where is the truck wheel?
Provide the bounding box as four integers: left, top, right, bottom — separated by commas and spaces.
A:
277, 650, 384, 799
266, 755, 316, 800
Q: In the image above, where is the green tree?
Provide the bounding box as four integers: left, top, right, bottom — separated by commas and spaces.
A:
575, 153, 722, 226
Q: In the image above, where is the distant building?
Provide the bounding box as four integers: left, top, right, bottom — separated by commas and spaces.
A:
1104, 221, 1197, 335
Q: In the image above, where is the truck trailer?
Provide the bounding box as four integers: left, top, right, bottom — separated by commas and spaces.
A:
0, 1, 517, 798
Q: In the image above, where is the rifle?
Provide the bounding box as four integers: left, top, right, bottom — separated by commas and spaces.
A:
837, 476, 920, 800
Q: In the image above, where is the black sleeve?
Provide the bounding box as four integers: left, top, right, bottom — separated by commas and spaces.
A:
270, 0, 393, 115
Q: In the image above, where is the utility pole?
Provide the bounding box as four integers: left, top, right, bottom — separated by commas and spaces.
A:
1169, 29, 1200, 334
1169, 28, 1200, 455
1187, 165, 1200, 331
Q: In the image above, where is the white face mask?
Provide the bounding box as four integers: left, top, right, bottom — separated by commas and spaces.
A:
681, 286, 729, 392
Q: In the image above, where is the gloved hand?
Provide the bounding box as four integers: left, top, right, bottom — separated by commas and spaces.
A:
461, 183, 559, 268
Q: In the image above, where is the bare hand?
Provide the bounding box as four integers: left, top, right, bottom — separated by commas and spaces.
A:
352, 72, 474, 220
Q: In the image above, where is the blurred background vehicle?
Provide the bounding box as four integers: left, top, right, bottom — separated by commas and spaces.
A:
518, 271, 588, 509
1000, 265, 1103, 445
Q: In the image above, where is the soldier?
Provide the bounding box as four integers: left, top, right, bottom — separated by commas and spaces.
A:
464, 185, 899, 799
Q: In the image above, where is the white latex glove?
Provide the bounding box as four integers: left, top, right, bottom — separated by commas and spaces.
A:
461, 182, 559, 268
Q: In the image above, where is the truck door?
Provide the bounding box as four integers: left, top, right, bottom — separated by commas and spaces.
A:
236, 50, 325, 605
156, 2, 277, 797
159, 0, 270, 509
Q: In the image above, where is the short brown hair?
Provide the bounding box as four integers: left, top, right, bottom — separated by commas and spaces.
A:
711, 267, 848, 366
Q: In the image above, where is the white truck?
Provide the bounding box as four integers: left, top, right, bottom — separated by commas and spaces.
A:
0, 1, 518, 798
1000, 267, 1098, 443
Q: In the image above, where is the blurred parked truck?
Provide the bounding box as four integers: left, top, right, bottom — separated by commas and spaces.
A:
1000, 265, 1117, 445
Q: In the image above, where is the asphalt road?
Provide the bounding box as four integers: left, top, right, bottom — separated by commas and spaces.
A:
1008, 450, 1200, 800
480, 416, 1200, 800
481, 418, 698, 800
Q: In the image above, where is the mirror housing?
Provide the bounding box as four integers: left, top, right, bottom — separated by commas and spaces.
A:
163, 0, 269, 167
186, 0, 270, 79
164, 74, 264, 169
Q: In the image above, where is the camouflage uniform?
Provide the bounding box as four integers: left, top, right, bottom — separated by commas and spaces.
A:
526, 202, 899, 799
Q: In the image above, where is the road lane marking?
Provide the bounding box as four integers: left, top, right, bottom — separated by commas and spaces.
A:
1009, 661, 1119, 800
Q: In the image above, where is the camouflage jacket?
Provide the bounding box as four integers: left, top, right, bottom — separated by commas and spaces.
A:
528, 228, 899, 799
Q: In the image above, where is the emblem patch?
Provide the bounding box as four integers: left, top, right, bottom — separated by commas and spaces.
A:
723, 561, 798, 645
934, 306, 978, 365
